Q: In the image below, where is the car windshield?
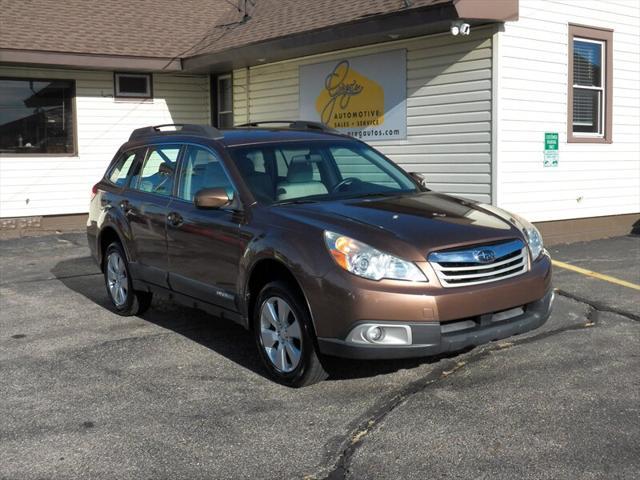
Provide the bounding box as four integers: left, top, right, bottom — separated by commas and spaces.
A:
228, 140, 418, 205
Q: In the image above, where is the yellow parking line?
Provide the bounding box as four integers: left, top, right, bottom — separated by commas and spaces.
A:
552, 260, 640, 291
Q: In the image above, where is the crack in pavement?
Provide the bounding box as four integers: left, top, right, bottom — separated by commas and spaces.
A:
313, 292, 623, 480
554, 288, 640, 322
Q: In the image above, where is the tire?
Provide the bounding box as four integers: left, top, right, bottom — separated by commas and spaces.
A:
103, 242, 152, 316
253, 281, 328, 387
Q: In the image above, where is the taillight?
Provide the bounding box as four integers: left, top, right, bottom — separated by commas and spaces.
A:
91, 183, 99, 200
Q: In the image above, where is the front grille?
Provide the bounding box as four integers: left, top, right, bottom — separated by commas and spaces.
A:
428, 239, 528, 288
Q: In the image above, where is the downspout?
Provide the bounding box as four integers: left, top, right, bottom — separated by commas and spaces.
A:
245, 66, 251, 123
491, 23, 503, 206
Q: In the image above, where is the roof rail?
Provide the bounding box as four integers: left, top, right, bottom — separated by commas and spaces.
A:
129, 124, 223, 141
236, 120, 339, 134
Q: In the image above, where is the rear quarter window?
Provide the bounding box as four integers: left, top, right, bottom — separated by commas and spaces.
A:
107, 150, 139, 187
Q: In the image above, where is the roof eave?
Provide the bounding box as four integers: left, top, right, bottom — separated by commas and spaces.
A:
183, 3, 455, 73
0, 48, 182, 72
182, 0, 517, 73
0, 0, 517, 73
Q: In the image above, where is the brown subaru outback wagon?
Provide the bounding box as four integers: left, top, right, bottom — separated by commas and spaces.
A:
87, 122, 553, 387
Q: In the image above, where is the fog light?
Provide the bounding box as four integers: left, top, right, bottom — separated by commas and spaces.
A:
366, 326, 384, 343
346, 324, 412, 346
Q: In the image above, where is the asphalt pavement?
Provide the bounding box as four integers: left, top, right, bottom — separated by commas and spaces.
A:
548, 236, 640, 317
0, 233, 638, 479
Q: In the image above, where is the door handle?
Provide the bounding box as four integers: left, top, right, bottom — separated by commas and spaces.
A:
167, 211, 183, 227
120, 200, 133, 214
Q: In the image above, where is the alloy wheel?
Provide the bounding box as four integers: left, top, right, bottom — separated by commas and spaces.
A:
259, 296, 303, 373
106, 251, 128, 307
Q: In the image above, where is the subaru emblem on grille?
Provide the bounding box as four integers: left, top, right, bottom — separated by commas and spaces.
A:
473, 249, 495, 264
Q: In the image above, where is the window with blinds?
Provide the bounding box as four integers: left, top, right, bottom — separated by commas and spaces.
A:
573, 39, 603, 134
568, 25, 613, 143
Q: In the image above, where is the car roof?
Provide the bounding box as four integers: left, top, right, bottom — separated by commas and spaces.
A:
122, 124, 359, 152
217, 128, 353, 147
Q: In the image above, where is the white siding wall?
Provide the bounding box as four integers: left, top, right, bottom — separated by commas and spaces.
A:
0, 66, 210, 218
233, 27, 495, 203
496, 0, 640, 222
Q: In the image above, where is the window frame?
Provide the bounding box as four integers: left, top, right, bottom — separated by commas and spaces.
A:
211, 73, 233, 128
129, 143, 183, 197
567, 24, 613, 144
114, 72, 153, 99
227, 140, 418, 205
105, 148, 144, 188
174, 143, 237, 204
0, 76, 78, 156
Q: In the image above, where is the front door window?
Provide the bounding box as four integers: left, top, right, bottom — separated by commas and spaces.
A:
177, 145, 234, 201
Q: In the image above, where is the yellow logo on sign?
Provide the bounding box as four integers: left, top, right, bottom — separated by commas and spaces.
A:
316, 60, 384, 129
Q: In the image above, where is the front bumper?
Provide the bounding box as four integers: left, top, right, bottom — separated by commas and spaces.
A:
317, 287, 554, 359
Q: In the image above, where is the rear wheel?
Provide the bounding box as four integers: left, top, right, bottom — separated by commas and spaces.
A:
253, 281, 328, 387
104, 242, 152, 316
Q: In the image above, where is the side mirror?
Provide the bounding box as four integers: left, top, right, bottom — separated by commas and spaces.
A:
194, 188, 231, 209
409, 172, 428, 189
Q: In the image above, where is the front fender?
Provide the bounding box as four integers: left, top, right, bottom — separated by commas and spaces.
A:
237, 224, 330, 326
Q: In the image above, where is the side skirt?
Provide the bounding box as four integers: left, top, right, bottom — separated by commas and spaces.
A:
132, 278, 248, 329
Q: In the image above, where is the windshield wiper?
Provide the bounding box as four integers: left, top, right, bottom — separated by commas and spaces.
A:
273, 199, 319, 206
341, 192, 400, 200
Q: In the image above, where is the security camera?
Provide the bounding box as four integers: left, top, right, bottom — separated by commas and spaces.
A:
451, 21, 470, 36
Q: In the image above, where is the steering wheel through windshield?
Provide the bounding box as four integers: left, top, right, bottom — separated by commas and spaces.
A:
331, 177, 361, 193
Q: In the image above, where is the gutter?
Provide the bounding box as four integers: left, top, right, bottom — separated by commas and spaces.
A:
0, 48, 182, 72
183, 0, 518, 73
0, 0, 517, 73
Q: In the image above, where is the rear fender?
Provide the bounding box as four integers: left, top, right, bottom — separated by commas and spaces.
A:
96, 206, 136, 267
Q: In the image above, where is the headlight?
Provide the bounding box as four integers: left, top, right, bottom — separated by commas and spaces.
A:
324, 231, 427, 282
510, 213, 544, 261
477, 204, 545, 261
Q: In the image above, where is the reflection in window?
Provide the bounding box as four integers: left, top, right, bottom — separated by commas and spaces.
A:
109, 151, 137, 186
178, 146, 233, 201
114, 73, 152, 99
217, 74, 233, 128
108, 148, 146, 187
572, 39, 604, 135
132, 145, 181, 196
0, 78, 75, 154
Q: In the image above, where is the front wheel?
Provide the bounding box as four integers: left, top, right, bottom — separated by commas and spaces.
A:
253, 281, 328, 387
104, 242, 152, 316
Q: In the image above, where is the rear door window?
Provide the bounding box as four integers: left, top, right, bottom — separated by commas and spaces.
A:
131, 144, 181, 196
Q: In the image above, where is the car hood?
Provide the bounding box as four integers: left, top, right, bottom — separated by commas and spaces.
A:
272, 192, 524, 261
